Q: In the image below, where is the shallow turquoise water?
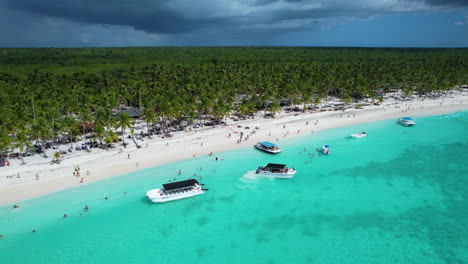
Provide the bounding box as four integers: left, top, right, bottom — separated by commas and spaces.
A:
1, 112, 468, 264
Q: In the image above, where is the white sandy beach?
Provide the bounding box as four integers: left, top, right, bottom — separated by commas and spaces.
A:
1, 91, 467, 206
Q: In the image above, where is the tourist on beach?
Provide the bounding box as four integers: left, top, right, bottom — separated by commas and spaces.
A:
63, 214, 68, 218
86, 170, 90, 176
13, 205, 19, 209
84, 205, 89, 211
215, 157, 218, 161
80, 177, 84, 184
128, 154, 130, 159
136, 162, 139, 167
105, 196, 108, 200
178, 169, 182, 175
0, 235, 3, 238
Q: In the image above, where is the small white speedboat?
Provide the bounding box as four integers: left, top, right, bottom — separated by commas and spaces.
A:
255, 163, 296, 178
350, 132, 367, 138
398, 117, 416, 126
254, 141, 282, 154
318, 145, 331, 155
146, 179, 208, 203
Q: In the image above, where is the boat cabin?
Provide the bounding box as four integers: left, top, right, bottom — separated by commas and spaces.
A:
262, 163, 289, 173
162, 179, 200, 194
259, 141, 279, 151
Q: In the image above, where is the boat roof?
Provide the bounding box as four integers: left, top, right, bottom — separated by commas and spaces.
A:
402, 117, 413, 120
163, 179, 199, 191
260, 141, 276, 147
265, 163, 287, 169
323, 145, 330, 148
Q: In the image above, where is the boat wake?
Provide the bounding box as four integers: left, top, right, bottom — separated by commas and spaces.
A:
241, 170, 259, 182
236, 170, 264, 190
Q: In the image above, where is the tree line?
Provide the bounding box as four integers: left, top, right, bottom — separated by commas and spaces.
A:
0, 47, 466, 158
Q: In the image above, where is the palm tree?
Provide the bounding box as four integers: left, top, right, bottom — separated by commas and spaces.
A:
52, 151, 61, 164
15, 129, 31, 165
94, 124, 105, 145
104, 130, 119, 147
62, 116, 77, 149
0, 130, 13, 160
269, 101, 282, 117
31, 117, 50, 157
142, 107, 156, 133
115, 112, 133, 147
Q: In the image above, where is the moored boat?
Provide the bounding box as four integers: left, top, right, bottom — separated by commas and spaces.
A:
254, 141, 282, 154
350, 132, 367, 138
318, 145, 331, 155
255, 163, 296, 178
398, 117, 416, 126
146, 179, 207, 203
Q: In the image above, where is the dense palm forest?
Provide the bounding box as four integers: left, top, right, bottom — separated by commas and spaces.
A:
0, 47, 467, 158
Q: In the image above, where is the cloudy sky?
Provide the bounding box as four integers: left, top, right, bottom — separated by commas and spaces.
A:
0, 0, 467, 47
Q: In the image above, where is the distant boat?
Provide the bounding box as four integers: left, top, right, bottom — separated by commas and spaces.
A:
350, 132, 367, 138
318, 145, 331, 155
146, 179, 208, 203
254, 141, 282, 154
255, 163, 296, 178
398, 117, 416, 126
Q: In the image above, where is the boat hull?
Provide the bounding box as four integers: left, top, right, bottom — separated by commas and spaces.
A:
146, 188, 205, 203
398, 119, 415, 126
399, 122, 415, 127
255, 171, 295, 178
350, 134, 366, 138
254, 144, 282, 154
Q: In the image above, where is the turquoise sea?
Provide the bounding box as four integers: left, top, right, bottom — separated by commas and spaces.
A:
1, 112, 467, 264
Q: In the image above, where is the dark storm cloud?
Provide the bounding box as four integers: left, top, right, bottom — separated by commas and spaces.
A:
5, 0, 224, 34
1, 0, 467, 47
4, 0, 467, 36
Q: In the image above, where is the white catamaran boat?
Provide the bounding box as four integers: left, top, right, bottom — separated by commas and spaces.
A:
146, 179, 208, 203
255, 163, 296, 178
398, 117, 416, 126
350, 132, 367, 138
254, 141, 282, 154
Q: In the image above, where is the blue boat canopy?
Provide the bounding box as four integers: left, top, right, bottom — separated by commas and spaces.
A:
260, 141, 276, 148
324, 145, 330, 148
402, 117, 413, 120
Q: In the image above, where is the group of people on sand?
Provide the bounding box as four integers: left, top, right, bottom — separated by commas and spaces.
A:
73, 165, 81, 176
72, 165, 88, 184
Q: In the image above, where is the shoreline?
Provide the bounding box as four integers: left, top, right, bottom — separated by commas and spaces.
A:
1, 93, 467, 206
